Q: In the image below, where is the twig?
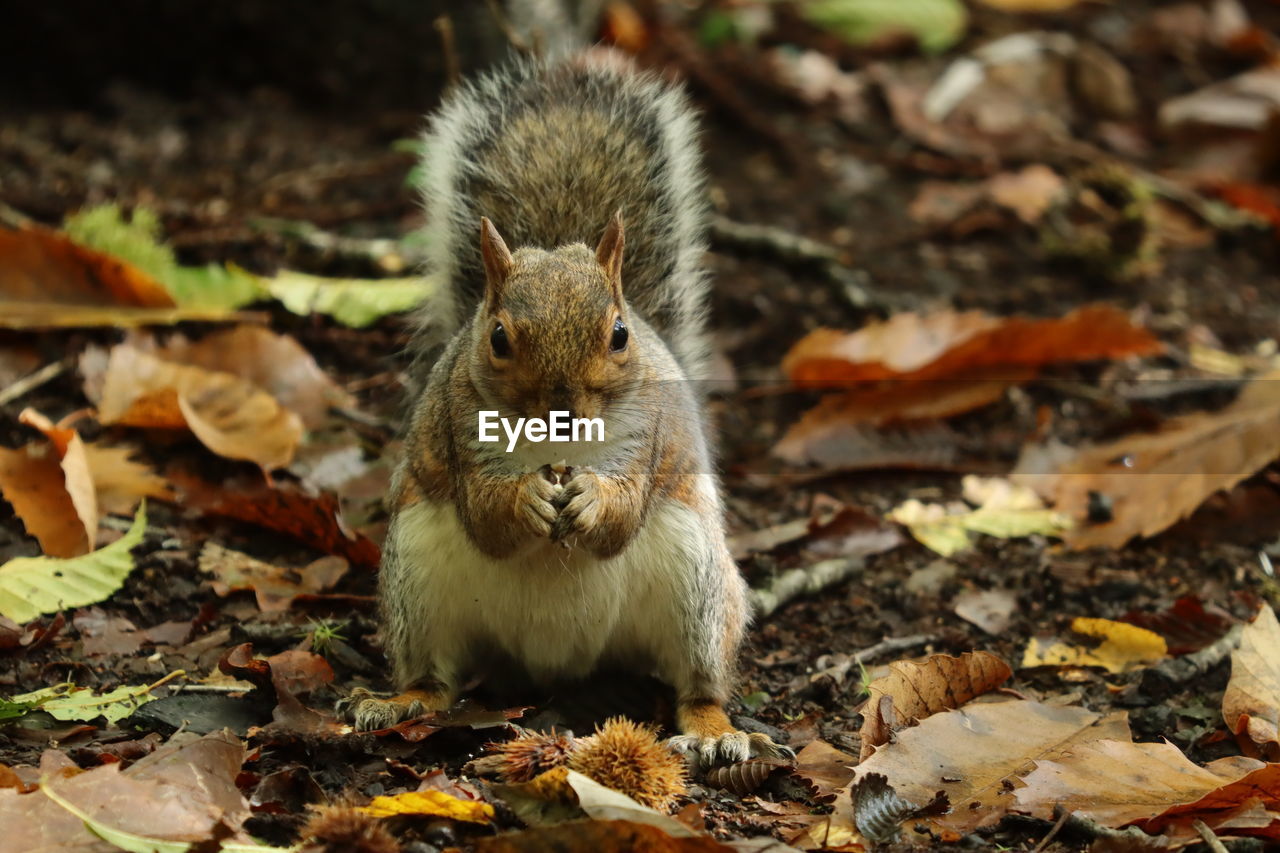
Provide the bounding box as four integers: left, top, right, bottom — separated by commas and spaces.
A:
1054, 806, 1171, 849
710, 215, 876, 310
434, 15, 461, 92
1193, 820, 1230, 853
750, 557, 865, 619
1032, 807, 1072, 853
1145, 624, 1243, 686
851, 634, 935, 665
248, 217, 425, 270
0, 200, 34, 228
0, 360, 70, 407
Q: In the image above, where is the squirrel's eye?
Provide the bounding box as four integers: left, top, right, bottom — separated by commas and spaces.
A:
610, 318, 629, 353
490, 322, 511, 358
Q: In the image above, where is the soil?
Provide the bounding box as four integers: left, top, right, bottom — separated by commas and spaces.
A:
1, 2, 1279, 852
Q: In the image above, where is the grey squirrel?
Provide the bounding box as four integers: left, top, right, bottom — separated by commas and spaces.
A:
345, 51, 792, 767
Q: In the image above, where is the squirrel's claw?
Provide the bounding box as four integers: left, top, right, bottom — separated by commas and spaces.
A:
517, 472, 559, 538
338, 687, 424, 732
550, 470, 602, 542
667, 731, 796, 770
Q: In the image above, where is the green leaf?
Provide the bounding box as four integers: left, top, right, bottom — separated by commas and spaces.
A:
10, 671, 181, 725
266, 270, 434, 328
0, 503, 147, 623
0, 698, 35, 721
801, 0, 968, 54
63, 205, 266, 310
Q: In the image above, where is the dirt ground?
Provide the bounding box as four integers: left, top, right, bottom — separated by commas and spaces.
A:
2, 2, 1279, 851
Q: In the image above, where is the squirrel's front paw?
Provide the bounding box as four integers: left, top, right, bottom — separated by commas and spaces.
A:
516, 470, 560, 538
550, 469, 603, 542
667, 731, 796, 769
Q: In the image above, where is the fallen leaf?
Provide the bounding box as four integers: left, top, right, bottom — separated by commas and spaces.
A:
0, 440, 92, 559
172, 473, 380, 568
0, 503, 146, 623
15, 409, 98, 557
265, 270, 434, 329
849, 699, 1131, 834
801, 0, 969, 54
471, 819, 734, 853
774, 368, 1029, 464
81, 443, 173, 515
954, 588, 1017, 635
1014, 739, 1280, 842
1022, 617, 1168, 673
198, 543, 349, 611
1121, 596, 1236, 655
8, 671, 180, 725
886, 476, 1071, 556
859, 650, 1013, 761
1223, 605, 1280, 760
87, 344, 303, 471
360, 788, 494, 823
782, 304, 1161, 387
1013, 369, 1280, 548
148, 326, 355, 429
792, 740, 858, 802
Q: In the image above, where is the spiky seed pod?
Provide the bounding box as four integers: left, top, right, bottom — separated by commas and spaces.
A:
492, 730, 577, 783
299, 803, 401, 853
566, 716, 687, 811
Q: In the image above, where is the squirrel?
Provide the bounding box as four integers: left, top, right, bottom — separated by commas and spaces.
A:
344, 52, 792, 767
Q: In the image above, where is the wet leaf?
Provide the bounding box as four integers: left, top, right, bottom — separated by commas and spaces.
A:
859, 650, 1013, 761
360, 789, 494, 823
1013, 369, 1280, 548
1022, 617, 1168, 674
0, 503, 146, 623
1223, 605, 1280, 760
783, 304, 1161, 387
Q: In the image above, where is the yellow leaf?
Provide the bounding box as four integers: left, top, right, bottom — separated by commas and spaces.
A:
1023, 618, 1167, 674
359, 789, 494, 823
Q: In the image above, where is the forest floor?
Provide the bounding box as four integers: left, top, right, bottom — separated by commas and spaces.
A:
1, 2, 1280, 852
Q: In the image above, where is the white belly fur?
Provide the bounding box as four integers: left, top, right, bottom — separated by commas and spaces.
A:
390, 491, 712, 685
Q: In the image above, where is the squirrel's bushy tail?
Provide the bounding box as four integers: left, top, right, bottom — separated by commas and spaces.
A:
411, 51, 711, 380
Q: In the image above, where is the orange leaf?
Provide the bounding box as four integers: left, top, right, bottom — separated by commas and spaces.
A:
782, 304, 1161, 387
0, 226, 174, 308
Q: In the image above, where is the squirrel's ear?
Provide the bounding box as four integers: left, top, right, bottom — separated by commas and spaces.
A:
595, 210, 625, 301
480, 217, 513, 305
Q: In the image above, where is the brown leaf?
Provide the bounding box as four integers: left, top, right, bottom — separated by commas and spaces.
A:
149, 326, 355, 429
1015, 739, 1280, 841
792, 740, 857, 802
0, 409, 100, 557
1014, 369, 1280, 548
87, 344, 303, 471
774, 368, 1030, 465
859, 651, 1013, 761
173, 473, 380, 568
850, 699, 1131, 834
1223, 605, 1280, 761
81, 443, 173, 515
198, 543, 349, 611
782, 304, 1160, 388
1121, 596, 1235, 655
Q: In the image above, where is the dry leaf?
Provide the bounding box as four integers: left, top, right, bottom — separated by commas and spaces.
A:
792, 740, 858, 802
1014, 369, 1280, 549
81, 443, 173, 515
1122, 596, 1236, 655
886, 476, 1071, 556
1022, 617, 1168, 673
848, 699, 1131, 834
1223, 605, 1280, 760
954, 588, 1017, 635
88, 344, 303, 471
471, 819, 734, 852
1015, 739, 1280, 842
150, 326, 355, 429
859, 650, 1013, 761
782, 304, 1160, 387
198, 543, 349, 612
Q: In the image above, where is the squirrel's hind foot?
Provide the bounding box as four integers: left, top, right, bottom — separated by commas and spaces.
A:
667, 731, 796, 769
339, 687, 443, 731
